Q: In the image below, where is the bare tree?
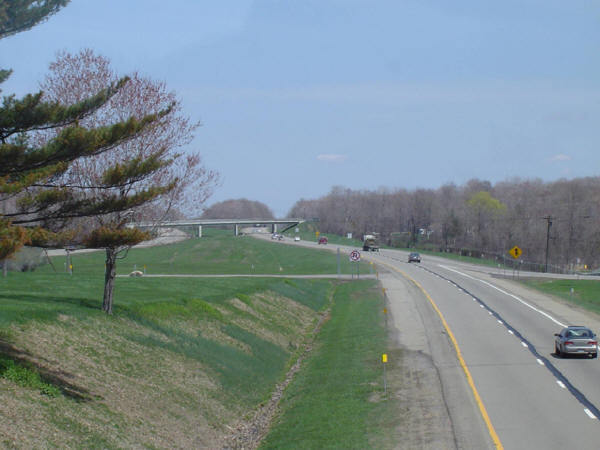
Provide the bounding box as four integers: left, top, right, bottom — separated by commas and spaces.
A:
36, 49, 219, 313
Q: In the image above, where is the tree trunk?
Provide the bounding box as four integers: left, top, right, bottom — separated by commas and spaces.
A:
102, 248, 117, 314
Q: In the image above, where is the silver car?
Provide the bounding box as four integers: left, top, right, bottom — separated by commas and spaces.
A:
554, 326, 598, 358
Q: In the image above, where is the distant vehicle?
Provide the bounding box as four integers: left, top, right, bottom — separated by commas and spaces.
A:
318, 237, 328, 245
408, 252, 421, 263
271, 233, 282, 240
278, 234, 284, 240
294, 236, 301, 241
362, 234, 380, 252
554, 326, 597, 358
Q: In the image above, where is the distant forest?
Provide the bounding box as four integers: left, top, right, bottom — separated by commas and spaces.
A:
288, 177, 600, 273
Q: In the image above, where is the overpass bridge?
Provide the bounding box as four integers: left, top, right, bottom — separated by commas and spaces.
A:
133, 218, 308, 237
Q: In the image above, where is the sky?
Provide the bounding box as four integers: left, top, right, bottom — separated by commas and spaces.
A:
2, 0, 600, 217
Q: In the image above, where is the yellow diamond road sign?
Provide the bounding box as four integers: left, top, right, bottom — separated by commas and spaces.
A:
509, 246, 522, 259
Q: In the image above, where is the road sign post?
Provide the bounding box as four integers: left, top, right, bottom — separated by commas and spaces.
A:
382, 353, 388, 394
349, 250, 361, 279
509, 246, 522, 280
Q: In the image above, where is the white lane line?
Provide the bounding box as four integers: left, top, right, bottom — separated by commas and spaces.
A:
521, 341, 528, 348
439, 265, 567, 328
537, 359, 545, 366
557, 381, 566, 389
480, 304, 485, 308
584, 409, 597, 419
497, 320, 503, 325
508, 330, 514, 335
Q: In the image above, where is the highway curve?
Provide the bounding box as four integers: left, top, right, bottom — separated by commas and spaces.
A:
258, 235, 600, 448
369, 249, 600, 449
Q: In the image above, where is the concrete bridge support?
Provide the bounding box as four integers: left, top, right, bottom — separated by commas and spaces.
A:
198, 225, 202, 238
235, 224, 239, 236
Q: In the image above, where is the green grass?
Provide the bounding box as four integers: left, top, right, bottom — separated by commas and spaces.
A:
0, 230, 392, 447
0, 269, 339, 446
520, 278, 600, 315
260, 280, 397, 449
34, 228, 367, 276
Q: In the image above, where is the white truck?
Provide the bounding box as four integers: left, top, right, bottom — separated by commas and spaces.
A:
362, 234, 380, 252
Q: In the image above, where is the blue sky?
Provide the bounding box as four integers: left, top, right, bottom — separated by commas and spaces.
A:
2, 0, 600, 216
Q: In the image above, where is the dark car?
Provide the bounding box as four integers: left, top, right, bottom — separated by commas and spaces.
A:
554, 326, 597, 358
408, 252, 421, 263
318, 237, 328, 245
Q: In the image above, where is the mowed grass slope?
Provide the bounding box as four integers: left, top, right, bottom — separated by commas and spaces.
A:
0, 231, 391, 448
37, 228, 367, 276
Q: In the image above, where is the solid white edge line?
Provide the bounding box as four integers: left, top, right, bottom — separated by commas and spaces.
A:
584, 408, 597, 419
438, 265, 567, 328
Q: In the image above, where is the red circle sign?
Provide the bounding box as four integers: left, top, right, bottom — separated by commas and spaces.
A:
350, 250, 361, 262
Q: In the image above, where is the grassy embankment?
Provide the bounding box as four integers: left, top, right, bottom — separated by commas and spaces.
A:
38, 228, 367, 276
260, 281, 395, 449
0, 229, 398, 448
520, 278, 600, 316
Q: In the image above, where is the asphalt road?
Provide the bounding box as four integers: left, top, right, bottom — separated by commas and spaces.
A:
374, 249, 600, 449
262, 235, 600, 449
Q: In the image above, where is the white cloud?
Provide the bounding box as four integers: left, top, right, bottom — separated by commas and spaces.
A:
317, 154, 347, 163
550, 154, 571, 162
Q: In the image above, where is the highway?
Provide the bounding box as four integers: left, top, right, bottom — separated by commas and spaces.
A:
265, 235, 600, 448
370, 248, 600, 449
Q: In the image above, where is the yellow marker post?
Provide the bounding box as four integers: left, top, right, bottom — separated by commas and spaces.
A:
382, 353, 388, 393
383, 307, 387, 314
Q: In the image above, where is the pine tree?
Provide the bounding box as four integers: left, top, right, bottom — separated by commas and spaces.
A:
0, 0, 70, 38
0, 1, 172, 315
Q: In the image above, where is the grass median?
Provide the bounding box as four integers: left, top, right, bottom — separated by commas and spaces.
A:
260, 280, 398, 449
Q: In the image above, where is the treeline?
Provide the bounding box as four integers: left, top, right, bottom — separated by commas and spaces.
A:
288, 177, 600, 272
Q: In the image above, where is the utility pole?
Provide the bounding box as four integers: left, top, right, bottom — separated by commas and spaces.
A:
544, 216, 553, 273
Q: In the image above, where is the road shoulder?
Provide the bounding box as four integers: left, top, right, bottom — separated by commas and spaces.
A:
380, 267, 493, 449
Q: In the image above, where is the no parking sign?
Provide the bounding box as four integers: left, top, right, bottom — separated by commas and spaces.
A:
349, 250, 361, 262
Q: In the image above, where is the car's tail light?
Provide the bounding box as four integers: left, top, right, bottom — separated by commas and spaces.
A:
564, 341, 574, 345
589, 341, 597, 345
